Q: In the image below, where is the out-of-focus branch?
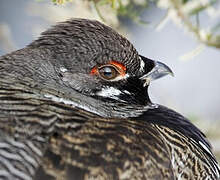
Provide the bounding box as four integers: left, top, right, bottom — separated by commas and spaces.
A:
157, 0, 220, 49
51, 0, 72, 4
50, 0, 148, 24
47, 0, 220, 49
29, 0, 132, 39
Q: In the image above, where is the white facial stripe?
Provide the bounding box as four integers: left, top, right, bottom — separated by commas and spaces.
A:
139, 56, 145, 72
96, 87, 122, 99
44, 94, 103, 116
44, 94, 77, 106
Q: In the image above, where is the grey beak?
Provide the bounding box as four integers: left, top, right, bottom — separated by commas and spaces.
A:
140, 60, 174, 86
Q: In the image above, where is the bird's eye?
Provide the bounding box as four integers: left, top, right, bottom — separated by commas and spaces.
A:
90, 61, 126, 81
98, 65, 119, 80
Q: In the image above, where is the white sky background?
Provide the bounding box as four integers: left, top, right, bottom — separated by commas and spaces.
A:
0, 0, 220, 127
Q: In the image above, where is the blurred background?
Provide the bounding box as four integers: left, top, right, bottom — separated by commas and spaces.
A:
0, 0, 220, 160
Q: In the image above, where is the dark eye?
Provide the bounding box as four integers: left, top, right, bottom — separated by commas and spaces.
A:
98, 65, 119, 80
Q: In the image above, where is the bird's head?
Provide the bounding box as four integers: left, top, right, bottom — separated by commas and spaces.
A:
30, 19, 173, 118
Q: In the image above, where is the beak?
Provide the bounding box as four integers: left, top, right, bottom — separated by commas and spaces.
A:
139, 56, 174, 86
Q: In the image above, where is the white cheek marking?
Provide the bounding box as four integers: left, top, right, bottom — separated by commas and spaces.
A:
44, 94, 94, 114
44, 94, 107, 117
96, 87, 122, 98
44, 94, 77, 106
139, 56, 145, 72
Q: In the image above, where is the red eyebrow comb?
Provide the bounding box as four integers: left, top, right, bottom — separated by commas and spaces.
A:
90, 60, 126, 76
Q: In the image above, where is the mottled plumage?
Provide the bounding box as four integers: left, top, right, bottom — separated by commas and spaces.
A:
0, 19, 219, 180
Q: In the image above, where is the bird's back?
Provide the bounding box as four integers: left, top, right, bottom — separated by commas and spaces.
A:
35, 113, 175, 180
34, 105, 220, 180
0, 78, 174, 179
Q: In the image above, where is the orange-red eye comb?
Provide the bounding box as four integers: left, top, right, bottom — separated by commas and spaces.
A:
109, 61, 126, 76
90, 61, 126, 77
90, 66, 98, 75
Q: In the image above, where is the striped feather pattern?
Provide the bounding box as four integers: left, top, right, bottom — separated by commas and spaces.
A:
155, 125, 219, 179
0, 79, 174, 179
0, 75, 220, 179
36, 117, 174, 179
0, 135, 43, 180
0, 76, 95, 180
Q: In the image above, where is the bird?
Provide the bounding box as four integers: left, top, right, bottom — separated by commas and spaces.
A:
0, 18, 219, 180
